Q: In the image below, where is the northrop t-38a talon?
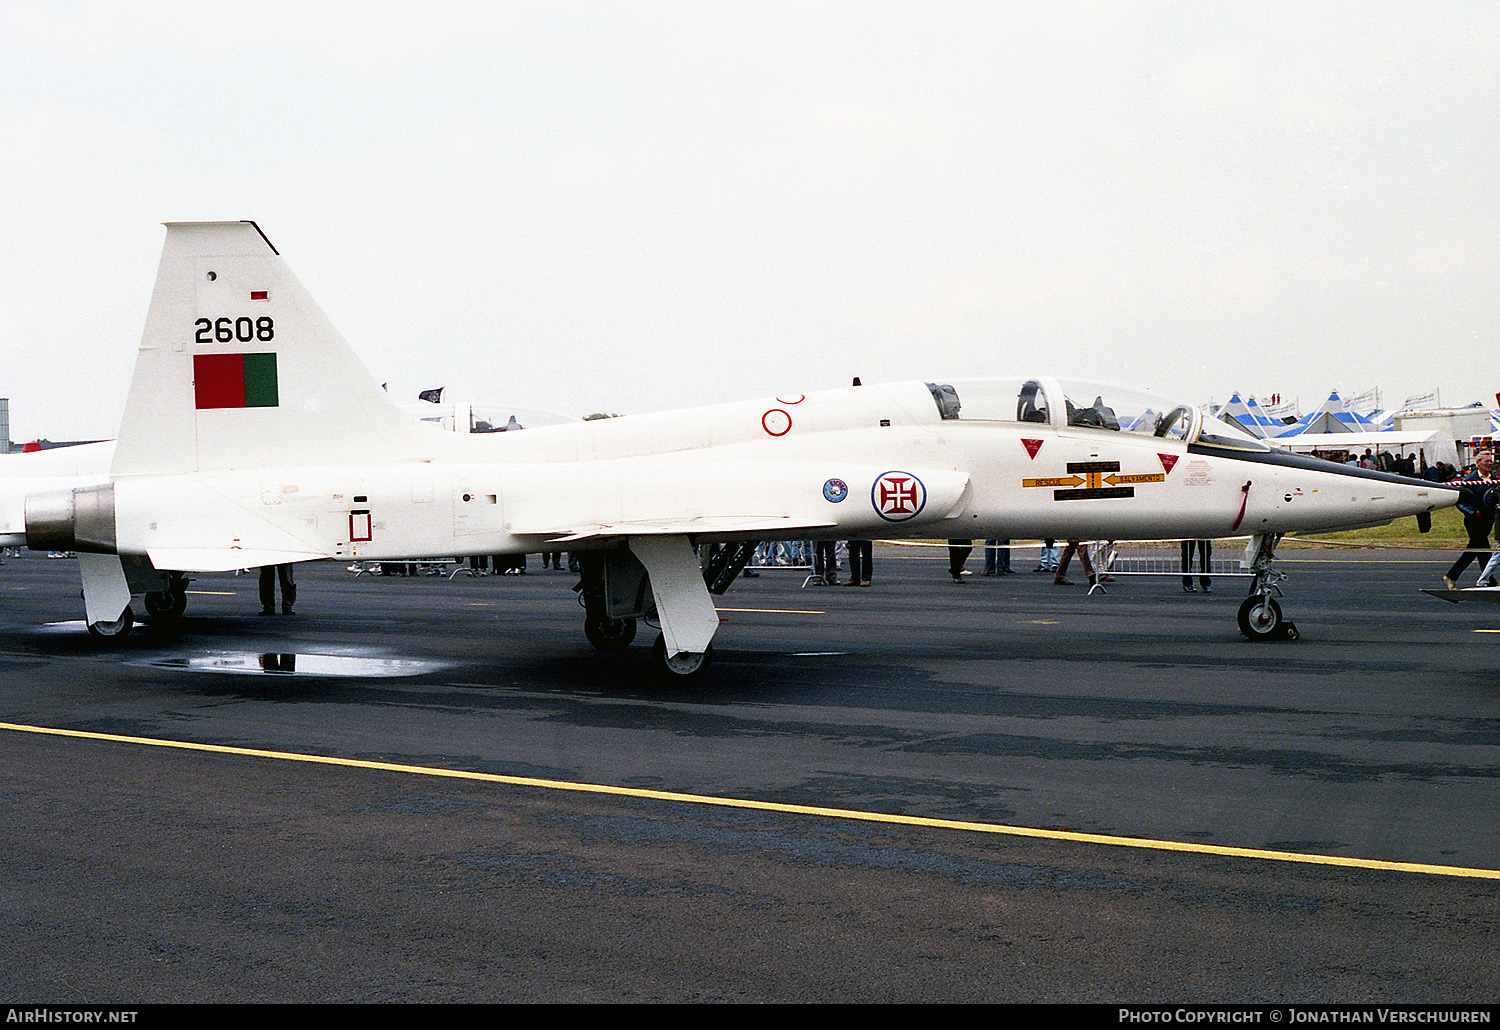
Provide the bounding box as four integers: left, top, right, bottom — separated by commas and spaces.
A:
0, 222, 1459, 677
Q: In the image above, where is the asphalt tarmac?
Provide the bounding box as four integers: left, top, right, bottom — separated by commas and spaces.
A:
0, 544, 1497, 1003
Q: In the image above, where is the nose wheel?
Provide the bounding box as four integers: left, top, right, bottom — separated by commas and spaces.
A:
1237, 595, 1298, 641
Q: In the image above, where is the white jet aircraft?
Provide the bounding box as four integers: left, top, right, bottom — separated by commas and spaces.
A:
0, 222, 1459, 677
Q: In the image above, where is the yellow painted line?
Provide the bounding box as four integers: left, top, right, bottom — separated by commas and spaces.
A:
188, 591, 237, 596
2, 720, 1496, 882
718, 607, 826, 615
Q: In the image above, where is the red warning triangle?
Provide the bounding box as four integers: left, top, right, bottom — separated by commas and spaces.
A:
1158, 453, 1179, 474
1022, 439, 1044, 459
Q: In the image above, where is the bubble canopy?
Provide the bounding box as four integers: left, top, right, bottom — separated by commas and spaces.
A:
923, 377, 1270, 452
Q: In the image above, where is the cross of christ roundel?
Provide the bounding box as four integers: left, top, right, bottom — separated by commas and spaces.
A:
871, 471, 926, 522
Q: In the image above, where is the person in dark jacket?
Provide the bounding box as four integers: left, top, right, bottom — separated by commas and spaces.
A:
1444, 451, 1495, 589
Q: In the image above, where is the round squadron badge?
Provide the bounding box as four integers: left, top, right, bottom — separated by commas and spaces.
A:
871, 471, 926, 522
823, 478, 849, 503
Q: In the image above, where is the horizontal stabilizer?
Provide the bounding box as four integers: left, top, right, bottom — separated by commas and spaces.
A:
147, 547, 328, 572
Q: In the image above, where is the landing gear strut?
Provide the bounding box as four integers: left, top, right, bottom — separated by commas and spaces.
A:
1237, 532, 1299, 641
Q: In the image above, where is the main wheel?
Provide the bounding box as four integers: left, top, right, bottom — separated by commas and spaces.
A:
651, 634, 712, 680
87, 605, 134, 640
1237, 595, 1283, 641
584, 612, 636, 651
143, 586, 188, 623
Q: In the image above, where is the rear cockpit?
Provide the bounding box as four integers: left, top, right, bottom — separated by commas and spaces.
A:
921, 377, 1271, 452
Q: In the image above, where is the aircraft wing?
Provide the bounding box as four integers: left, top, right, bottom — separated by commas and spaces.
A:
1422, 587, 1500, 604
512, 516, 839, 544
499, 460, 971, 545
146, 547, 330, 572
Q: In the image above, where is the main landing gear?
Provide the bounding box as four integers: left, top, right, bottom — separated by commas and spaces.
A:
573, 541, 721, 680
142, 572, 190, 627
581, 603, 712, 680
86, 606, 134, 640
652, 635, 713, 678
80, 557, 190, 640
583, 611, 636, 651
1237, 532, 1299, 641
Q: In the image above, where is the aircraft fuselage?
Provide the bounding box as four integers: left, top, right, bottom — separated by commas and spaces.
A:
63, 378, 1450, 567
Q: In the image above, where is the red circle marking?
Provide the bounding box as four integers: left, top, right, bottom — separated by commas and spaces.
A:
775, 394, 806, 405
762, 409, 792, 436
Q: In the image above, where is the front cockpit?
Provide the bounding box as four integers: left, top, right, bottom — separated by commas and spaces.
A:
922, 377, 1271, 452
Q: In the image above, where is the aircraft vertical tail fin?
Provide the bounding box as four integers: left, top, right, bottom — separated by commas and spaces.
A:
111, 221, 418, 477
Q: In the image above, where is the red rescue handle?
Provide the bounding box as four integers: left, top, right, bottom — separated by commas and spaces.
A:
1230, 481, 1252, 533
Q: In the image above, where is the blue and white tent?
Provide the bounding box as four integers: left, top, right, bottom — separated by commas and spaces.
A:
1217, 392, 1287, 438
1273, 391, 1377, 437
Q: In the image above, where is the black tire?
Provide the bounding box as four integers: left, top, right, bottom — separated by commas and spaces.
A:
584, 613, 636, 651
87, 605, 134, 640
143, 587, 187, 623
651, 634, 712, 680
1237, 595, 1283, 641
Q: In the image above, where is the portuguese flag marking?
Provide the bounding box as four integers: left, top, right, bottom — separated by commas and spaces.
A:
194, 353, 279, 409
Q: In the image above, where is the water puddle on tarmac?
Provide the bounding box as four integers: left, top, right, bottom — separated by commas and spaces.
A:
131, 652, 452, 678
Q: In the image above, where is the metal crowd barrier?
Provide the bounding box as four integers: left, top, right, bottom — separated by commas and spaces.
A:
744, 542, 817, 587
346, 559, 458, 577
1092, 539, 1253, 583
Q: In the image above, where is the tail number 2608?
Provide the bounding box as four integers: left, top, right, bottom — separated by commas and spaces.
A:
194, 317, 275, 344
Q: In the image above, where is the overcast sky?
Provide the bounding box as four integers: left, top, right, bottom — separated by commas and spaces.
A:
2, 1, 1496, 440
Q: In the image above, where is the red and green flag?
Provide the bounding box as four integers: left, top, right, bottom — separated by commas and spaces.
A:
194, 353, 279, 409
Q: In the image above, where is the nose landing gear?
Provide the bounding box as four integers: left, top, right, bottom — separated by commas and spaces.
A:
1237, 594, 1299, 641
1238, 532, 1298, 641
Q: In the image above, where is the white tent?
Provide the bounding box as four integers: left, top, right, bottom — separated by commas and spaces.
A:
1274, 429, 1456, 469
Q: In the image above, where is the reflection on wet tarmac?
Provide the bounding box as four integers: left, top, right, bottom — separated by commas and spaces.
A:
135, 652, 449, 677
